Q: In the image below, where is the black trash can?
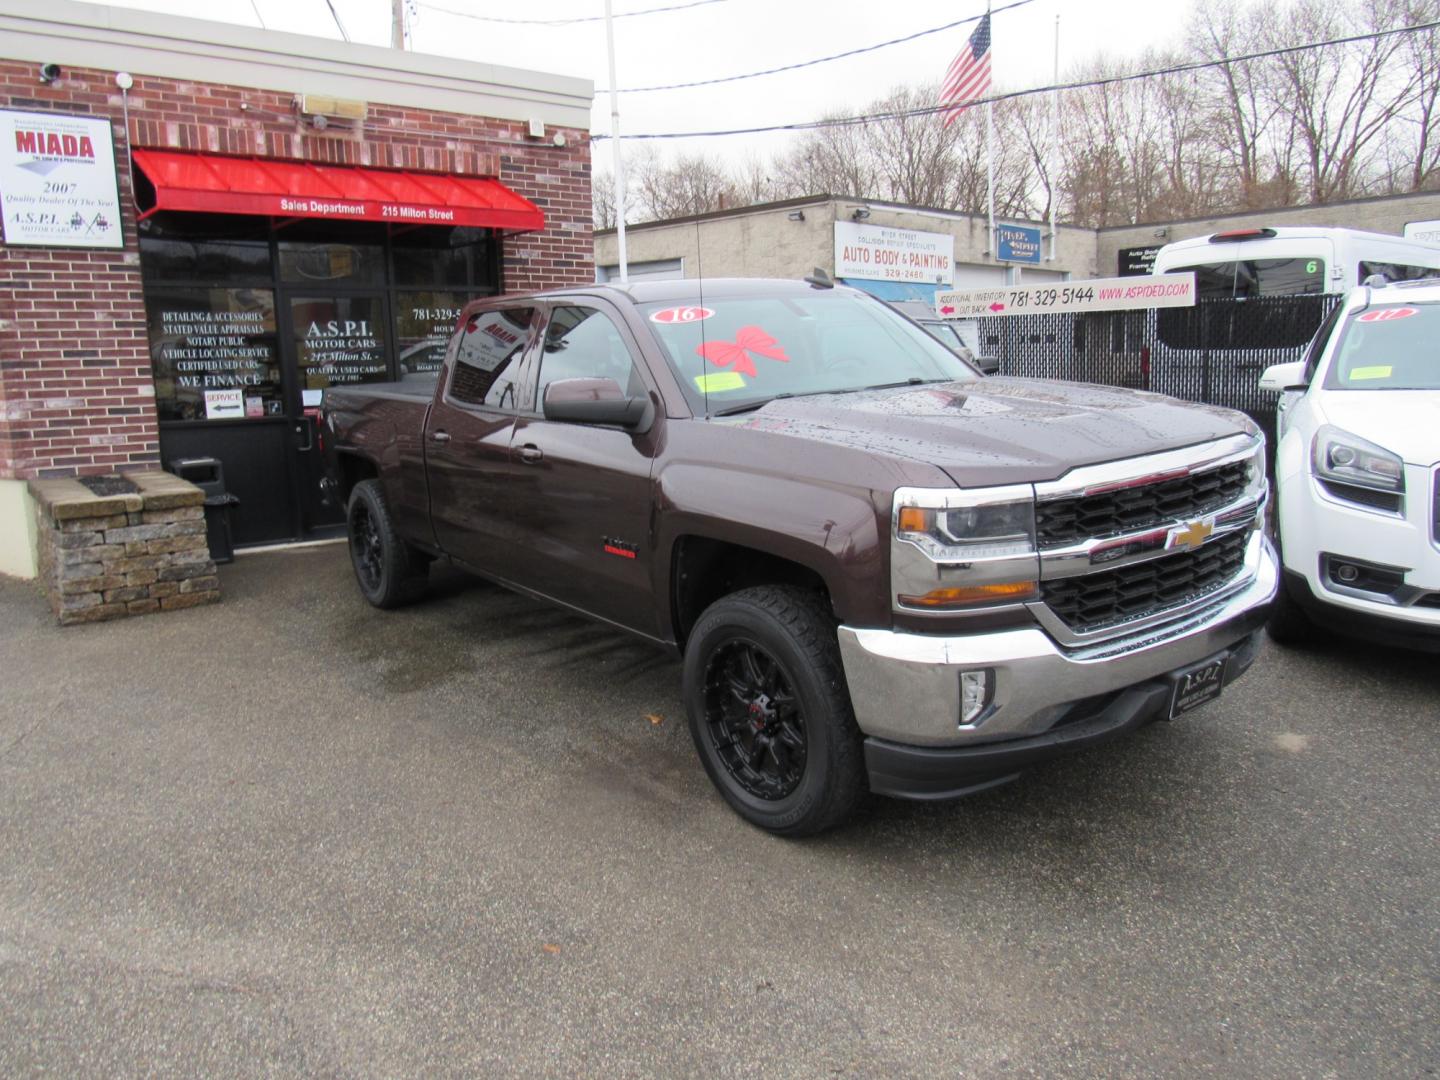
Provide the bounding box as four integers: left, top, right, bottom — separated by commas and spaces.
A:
167, 456, 240, 564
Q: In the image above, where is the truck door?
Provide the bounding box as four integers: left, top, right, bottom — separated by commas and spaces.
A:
424, 305, 540, 581
506, 302, 663, 639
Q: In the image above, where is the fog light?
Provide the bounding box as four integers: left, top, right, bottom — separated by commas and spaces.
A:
1335, 563, 1360, 583
960, 669, 993, 726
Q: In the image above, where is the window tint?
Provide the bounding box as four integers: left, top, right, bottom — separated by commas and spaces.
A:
1176, 258, 1325, 299
1358, 260, 1440, 285
392, 226, 495, 288
536, 306, 645, 403
139, 214, 271, 285
449, 307, 536, 409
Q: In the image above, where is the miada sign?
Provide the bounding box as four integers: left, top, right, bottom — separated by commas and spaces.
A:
0, 109, 123, 249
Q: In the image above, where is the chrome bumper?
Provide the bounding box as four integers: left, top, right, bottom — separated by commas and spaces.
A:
837, 533, 1279, 748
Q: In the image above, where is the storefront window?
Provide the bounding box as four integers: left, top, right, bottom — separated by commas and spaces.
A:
139, 214, 271, 284
278, 222, 386, 287
290, 296, 390, 406
392, 226, 495, 288
145, 287, 281, 421
395, 292, 472, 377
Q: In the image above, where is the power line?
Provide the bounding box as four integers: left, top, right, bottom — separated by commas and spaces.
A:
600, 0, 1037, 94
416, 0, 724, 25
593, 18, 1440, 141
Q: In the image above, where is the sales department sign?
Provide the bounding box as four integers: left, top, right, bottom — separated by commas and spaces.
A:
834, 221, 954, 286
0, 109, 123, 249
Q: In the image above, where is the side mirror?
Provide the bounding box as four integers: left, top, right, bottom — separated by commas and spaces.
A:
543, 377, 651, 431
1259, 361, 1307, 393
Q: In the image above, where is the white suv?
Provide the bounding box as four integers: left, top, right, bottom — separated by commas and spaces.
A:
1259, 278, 1440, 650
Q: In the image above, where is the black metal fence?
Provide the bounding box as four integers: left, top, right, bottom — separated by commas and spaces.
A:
986, 295, 1343, 425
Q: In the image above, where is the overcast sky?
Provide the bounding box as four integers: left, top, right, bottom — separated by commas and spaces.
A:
103, 0, 1195, 173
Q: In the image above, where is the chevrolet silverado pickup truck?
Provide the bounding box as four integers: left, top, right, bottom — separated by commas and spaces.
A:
321, 278, 1278, 835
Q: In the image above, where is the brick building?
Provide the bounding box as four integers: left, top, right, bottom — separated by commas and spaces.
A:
0, 0, 594, 575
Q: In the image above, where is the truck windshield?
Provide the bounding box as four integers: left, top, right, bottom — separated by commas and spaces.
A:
1323, 302, 1440, 390
639, 291, 977, 415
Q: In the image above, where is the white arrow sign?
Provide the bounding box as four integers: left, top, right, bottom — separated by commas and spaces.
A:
935, 272, 1197, 319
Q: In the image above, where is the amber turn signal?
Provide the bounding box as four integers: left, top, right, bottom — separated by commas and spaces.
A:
898, 581, 1038, 608
897, 506, 929, 533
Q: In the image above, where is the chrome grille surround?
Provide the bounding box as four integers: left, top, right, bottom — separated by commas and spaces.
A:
1029, 434, 1267, 646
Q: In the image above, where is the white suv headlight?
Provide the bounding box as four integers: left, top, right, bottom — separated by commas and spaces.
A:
1312, 425, 1405, 498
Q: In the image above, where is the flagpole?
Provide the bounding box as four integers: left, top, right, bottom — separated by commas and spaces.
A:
985, 2, 995, 258
1048, 12, 1059, 262
604, 0, 629, 283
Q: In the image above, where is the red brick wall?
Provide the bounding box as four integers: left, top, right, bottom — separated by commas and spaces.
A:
0, 60, 593, 480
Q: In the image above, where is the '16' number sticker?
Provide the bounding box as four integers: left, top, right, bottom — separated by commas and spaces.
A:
649, 306, 714, 325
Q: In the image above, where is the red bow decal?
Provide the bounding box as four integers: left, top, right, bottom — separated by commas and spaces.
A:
695, 325, 789, 378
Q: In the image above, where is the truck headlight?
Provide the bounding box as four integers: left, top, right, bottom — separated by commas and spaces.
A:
895, 488, 1035, 559
893, 486, 1038, 610
1312, 425, 1405, 498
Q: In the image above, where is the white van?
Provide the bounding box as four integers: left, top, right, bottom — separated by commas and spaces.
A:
1151, 226, 1440, 296
1140, 227, 1440, 413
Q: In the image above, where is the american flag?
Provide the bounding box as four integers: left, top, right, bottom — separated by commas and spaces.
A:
939, 13, 992, 126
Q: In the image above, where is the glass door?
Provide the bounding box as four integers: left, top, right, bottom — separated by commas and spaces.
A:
284, 292, 392, 534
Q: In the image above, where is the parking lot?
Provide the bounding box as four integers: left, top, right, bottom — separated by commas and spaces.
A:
1, 545, 1437, 1078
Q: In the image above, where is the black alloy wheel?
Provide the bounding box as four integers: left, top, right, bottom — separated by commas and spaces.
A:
682, 586, 866, 836
350, 498, 384, 595
346, 479, 428, 609
702, 638, 808, 801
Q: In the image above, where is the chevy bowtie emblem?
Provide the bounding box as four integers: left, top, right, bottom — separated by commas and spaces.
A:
1169, 520, 1214, 552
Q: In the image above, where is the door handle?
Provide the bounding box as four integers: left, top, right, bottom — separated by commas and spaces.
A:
294, 421, 313, 452
519, 444, 544, 464
430, 430, 452, 444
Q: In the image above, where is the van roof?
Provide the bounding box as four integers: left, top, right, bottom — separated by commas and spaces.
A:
1159, 226, 1440, 253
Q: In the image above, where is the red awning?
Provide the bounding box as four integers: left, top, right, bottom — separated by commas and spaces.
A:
132, 149, 545, 232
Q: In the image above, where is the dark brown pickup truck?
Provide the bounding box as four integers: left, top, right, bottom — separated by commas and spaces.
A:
321, 278, 1278, 834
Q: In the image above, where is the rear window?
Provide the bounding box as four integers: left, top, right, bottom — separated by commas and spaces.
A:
1323, 302, 1440, 390
1173, 258, 1326, 299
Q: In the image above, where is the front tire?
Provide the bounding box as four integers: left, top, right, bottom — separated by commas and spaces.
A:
347, 479, 428, 609
682, 586, 866, 836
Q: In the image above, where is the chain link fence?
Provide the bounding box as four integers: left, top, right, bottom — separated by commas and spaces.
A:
985, 294, 1343, 446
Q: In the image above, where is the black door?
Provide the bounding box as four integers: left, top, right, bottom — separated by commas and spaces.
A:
283, 292, 393, 536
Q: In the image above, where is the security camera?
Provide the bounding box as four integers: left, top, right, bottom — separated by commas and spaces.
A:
38, 63, 61, 84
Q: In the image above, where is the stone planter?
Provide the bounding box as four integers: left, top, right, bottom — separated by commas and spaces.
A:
28, 469, 221, 625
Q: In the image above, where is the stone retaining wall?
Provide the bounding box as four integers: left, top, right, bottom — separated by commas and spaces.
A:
29, 469, 220, 625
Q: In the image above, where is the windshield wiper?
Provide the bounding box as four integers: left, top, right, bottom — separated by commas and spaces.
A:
711, 393, 793, 417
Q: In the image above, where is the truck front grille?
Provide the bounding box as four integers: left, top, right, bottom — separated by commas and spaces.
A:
1041, 531, 1248, 634
1036, 461, 1250, 549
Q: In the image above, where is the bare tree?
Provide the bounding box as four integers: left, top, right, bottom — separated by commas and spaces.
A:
630, 147, 739, 220
592, 168, 619, 229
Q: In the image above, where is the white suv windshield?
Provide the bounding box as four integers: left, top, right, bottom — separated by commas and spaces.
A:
639, 291, 977, 415
1324, 302, 1439, 391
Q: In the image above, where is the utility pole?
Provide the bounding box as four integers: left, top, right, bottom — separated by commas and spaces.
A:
604, 0, 629, 282
391, 0, 405, 49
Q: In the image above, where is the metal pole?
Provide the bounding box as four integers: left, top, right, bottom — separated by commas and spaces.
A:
986, 99, 995, 257
391, 0, 405, 48
604, 0, 629, 283
1048, 13, 1059, 262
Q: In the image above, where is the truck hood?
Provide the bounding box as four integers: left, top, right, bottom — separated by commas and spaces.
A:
1315, 390, 1440, 466
734, 378, 1254, 486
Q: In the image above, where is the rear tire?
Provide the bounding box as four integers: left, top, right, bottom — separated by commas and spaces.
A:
682, 586, 866, 836
347, 479, 428, 609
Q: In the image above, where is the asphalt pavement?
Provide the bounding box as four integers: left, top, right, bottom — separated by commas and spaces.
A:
1, 546, 1436, 1078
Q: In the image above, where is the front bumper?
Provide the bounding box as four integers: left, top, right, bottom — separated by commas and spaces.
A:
836, 534, 1278, 796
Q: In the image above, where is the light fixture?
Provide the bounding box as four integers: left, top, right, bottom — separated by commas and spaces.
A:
1152, 226, 1169, 238
787, 210, 805, 222
851, 207, 870, 220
